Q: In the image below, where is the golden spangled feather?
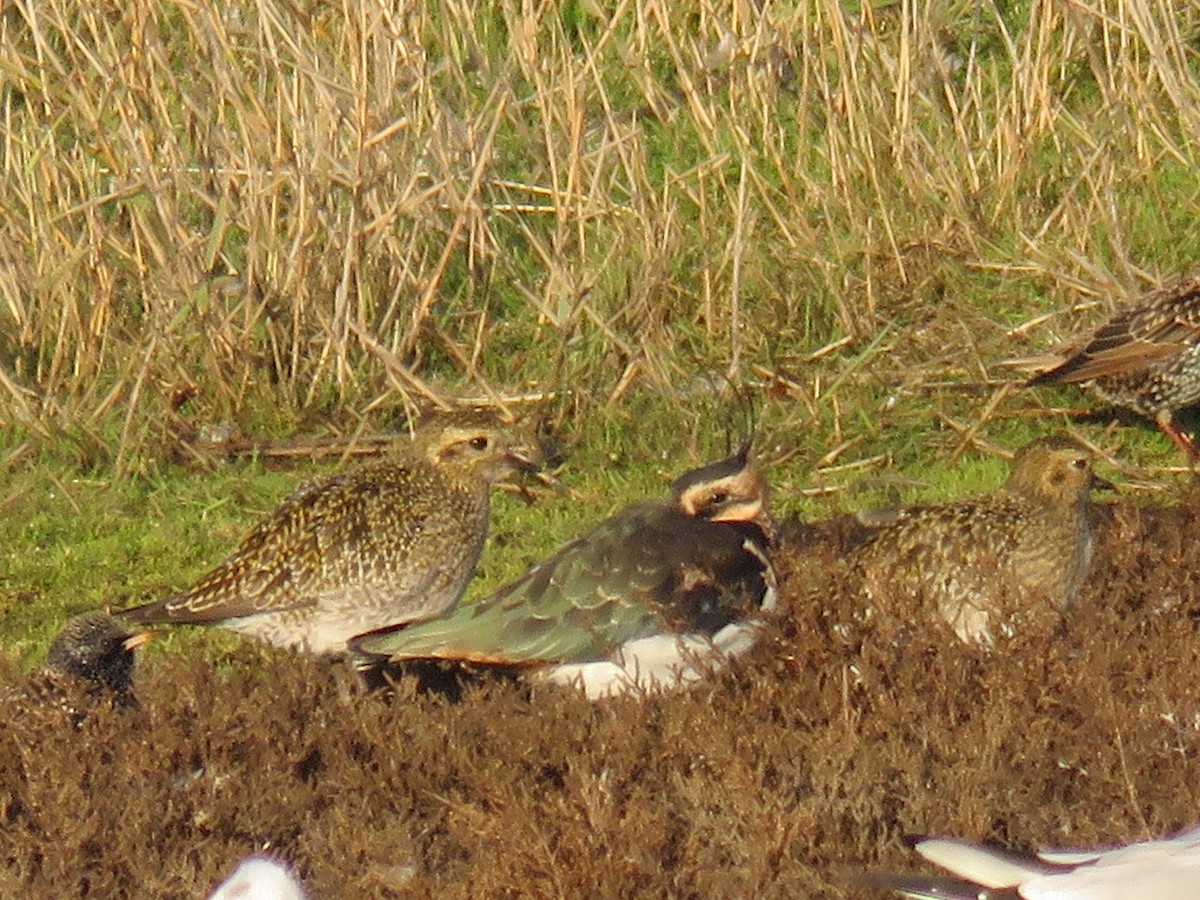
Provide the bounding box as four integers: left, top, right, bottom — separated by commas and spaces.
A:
848, 435, 1104, 646
117, 413, 540, 655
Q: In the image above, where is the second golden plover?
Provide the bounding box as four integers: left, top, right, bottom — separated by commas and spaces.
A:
847, 435, 1107, 646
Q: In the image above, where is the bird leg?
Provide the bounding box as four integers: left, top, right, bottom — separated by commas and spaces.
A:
1156, 410, 1200, 460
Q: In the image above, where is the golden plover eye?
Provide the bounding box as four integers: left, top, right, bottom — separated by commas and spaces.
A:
469, 436, 491, 451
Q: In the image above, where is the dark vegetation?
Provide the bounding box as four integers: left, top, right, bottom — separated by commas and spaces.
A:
2, 496, 1200, 897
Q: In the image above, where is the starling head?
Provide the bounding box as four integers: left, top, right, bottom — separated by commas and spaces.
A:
1004, 434, 1104, 509
45, 612, 152, 696
412, 413, 542, 487
672, 444, 771, 531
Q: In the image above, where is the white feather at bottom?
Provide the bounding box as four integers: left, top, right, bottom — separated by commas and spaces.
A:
207, 855, 308, 900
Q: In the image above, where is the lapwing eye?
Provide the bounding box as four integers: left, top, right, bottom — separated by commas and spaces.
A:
469, 436, 491, 451
709, 489, 730, 506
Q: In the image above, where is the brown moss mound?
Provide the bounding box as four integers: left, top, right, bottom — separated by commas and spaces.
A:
4, 497, 1200, 898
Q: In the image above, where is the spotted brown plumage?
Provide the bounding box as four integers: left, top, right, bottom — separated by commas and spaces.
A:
117, 414, 540, 655
1020, 274, 1200, 457
350, 446, 777, 699
847, 435, 1106, 646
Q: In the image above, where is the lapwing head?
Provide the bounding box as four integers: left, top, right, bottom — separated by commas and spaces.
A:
671, 444, 772, 533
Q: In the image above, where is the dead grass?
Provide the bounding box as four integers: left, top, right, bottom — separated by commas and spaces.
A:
2, 0, 1200, 473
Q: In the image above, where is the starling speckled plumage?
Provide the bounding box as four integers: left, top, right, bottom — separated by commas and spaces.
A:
847, 435, 1106, 646
350, 446, 777, 699
117, 413, 540, 655
18, 612, 152, 715
853, 826, 1200, 900
46, 611, 152, 690
1018, 274, 1200, 457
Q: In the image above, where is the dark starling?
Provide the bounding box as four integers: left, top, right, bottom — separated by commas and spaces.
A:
847, 435, 1106, 646
35, 611, 152, 712
851, 826, 1200, 899
1019, 274, 1200, 457
117, 413, 540, 655
350, 446, 777, 699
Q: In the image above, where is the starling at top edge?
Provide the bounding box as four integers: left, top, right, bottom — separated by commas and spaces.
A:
117, 413, 541, 655
1019, 274, 1200, 457
847, 434, 1106, 646
350, 445, 777, 699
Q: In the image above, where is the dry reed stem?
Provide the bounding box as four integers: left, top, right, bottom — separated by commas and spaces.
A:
0, 0, 1197, 467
